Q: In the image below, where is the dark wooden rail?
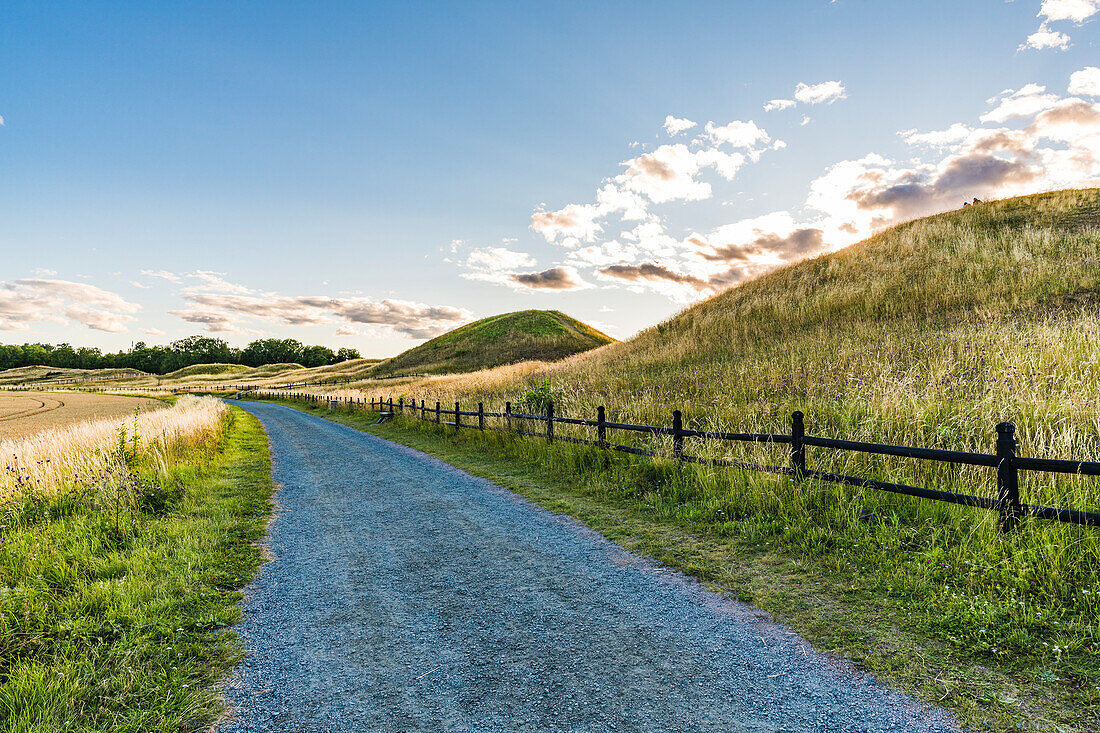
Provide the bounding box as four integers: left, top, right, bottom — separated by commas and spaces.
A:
242, 390, 1100, 532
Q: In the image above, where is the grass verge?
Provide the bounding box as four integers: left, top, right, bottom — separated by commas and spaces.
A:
0, 406, 273, 732
258, 396, 1098, 733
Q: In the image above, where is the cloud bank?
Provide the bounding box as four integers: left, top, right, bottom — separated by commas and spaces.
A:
0, 279, 141, 333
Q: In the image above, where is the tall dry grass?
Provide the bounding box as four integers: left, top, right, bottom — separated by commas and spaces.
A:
0, 395, 228, 500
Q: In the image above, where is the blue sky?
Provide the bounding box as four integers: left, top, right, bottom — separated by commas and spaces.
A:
2, 1, 1098, 355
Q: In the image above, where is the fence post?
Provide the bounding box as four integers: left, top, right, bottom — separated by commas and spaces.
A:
791, 411, 806, 480
455, 402, 461, 429
399, 396, 404, 412
672, 409, 684, 459
478, 402, 484, 431
505, 401, 512, 432
546, 400, 554, 444
597, 405, 607, 449
996, 422, 1021, 532
436, 401, 441, 423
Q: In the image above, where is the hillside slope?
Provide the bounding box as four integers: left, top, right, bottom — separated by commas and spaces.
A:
369, 310, 613, 377
556, 188, 1100, 393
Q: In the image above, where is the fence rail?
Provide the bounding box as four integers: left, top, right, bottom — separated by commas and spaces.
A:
241, 390, 1100, 532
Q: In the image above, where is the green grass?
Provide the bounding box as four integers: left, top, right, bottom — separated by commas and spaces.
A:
0, 407, 274, 732
368, 309, 614, 377
261, 395, 1100, 732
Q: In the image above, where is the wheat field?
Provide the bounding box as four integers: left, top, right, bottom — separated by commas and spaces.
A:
0, 395, 228, 501
0, 391, 164, 442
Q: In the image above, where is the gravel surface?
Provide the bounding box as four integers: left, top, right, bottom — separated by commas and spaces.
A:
219, 400, 963, 733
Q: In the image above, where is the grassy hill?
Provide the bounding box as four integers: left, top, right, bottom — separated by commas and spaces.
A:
368, 310, 613, 377
164, 363, 252, 379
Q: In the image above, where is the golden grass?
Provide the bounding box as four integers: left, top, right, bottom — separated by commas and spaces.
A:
0, 391, 165, 442
0, 395, 228, 501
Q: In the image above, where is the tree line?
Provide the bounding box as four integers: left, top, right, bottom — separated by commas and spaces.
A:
0, 336, 361, 375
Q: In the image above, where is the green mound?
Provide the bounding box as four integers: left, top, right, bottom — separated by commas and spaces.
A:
371, 310, 613, 377
164, 363, 251, 379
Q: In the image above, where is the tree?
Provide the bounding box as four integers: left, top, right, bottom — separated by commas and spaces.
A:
50, 344, 79, 368
0, 344, 23, 370
240, 338, 304, 367
168, 336, 234, 369
21, 344, 51, 367
335, 347, 361, 362
299, 345, 336, 367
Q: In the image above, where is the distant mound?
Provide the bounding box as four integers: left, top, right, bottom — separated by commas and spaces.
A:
242, 363, 306, 377
291, 358, 385, 382
164, 363, 251, 379
371, 310, 614, 377
0, 366, 148, 386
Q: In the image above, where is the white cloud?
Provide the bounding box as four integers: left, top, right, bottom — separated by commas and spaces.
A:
980, 84, 1060, 122
615, 144, 715, 203
703, 120, 771, 148
800, 116, 812, 126
173, 291, 471, 339
662, 115, 697, 136
1020, 23, 1072, 50
763, 81, 846, 113
566, 241, 641, 268
461, 246, 590, 291
1020, 0, 1099, 51
0, 278, 141, 333
145, 328, 165, 336
901, 123, 974, 147
189, 270, 253, 294
140, 269, 183, 283
531, 202, 605, 243
1039, 0, 1100, 23
1069, 66, 1100, 96
530, 115, 779, 251
32, 268, 57, 277
465, 247, 536, 272
763, 98, 796, 112
793, 80, 847, 105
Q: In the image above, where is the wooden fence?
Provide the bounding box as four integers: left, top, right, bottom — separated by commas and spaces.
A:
244, 390, 1100, 532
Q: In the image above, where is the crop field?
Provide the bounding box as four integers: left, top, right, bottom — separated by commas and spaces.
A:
0, 390, 164, 441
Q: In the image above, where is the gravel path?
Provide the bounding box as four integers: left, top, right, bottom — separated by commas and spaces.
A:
219, 401, 962, 733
